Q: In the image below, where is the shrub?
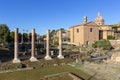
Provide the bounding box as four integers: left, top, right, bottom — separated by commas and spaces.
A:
92, 40, 112, 50
107, 35, 114, 40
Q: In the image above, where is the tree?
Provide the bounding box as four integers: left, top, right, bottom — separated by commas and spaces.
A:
23, 33, 28, 42
49, 30, 57, 45
60, 28, 64, 30
0, 24, 10, 43
18, 33, 22, 43
107, 35, 114, 40
29, 33, 32, 42
112, 25, 120, 32
9, 31, 14, 42
50, 30, 56, 38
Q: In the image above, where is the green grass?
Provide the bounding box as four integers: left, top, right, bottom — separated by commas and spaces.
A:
47, 74, 73, 80
0, 48, 97, 80
0, 65, 97, 80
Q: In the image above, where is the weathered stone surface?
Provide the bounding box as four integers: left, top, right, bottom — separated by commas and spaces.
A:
30, 29, 38, 62
45, 55, 52, 60
109, 40, 120, 50
13, 28, 21, 63
110, 52, 120, 62
45, 29, 52, 60
57, 30, 64, 59
30, 56, 38, 62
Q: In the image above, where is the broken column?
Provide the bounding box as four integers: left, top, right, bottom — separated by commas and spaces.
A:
13, 28, 21, 63
44, 29, 52, 60
30, 29, 38, 62
57, 29, 64, 59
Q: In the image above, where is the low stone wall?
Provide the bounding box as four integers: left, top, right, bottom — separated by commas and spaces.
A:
106, 51, 120, 63
109, 40, 120, 50
44, 72, 69, 78
68, 73, 81, 80
43, 72, 82, 80
0, 67, 33, 73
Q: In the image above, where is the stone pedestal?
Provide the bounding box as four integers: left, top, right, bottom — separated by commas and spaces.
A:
30, 56, 38, 62
13, 28, 21, 63
76, 58, 79, 63
45, 55, 52, 60
57, 30, 64, 59
57, 55, 64, 59
13, 58, 21, 63
44, 29, 52, 60
30, 29, 38, 62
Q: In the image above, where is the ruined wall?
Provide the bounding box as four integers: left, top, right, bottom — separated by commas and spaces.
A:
109, 40, 120, 50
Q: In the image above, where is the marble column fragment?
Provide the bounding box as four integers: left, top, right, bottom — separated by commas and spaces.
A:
13, 28, 21, 63
57, 30, 64, 59
44, 29, 52, 60
30, 29, 38, 62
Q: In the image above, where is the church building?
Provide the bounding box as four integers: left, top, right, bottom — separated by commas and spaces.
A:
69, 12, 114, 45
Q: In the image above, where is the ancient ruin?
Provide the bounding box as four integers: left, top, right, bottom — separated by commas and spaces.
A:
44, 29, 52, 60
57, 30, 64, 59
13, 28, 21, 63
30, 29, 38, 62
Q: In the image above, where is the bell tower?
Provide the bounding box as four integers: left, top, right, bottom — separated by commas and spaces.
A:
83, 16, 87, 24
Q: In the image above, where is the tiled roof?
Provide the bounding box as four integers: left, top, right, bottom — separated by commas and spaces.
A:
69, 21, 100, 28
83, 22, 99, 27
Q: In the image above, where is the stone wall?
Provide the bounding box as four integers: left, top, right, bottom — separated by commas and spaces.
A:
109, 40, 120, 50
111, 52, 120, 62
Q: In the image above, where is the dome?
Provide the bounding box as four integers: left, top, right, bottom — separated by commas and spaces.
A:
95, 12, 104, 22
94, 12, 104, 25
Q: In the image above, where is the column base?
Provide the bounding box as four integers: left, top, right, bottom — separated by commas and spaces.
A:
13, 58, 21, 63
57, 55, 64, 59
30, 56, 38, 62
44, 55, 52, 60
76, 58, 79, 63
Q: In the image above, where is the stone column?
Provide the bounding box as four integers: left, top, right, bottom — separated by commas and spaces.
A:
13, 28, 21, 63
57, 30, 64, 59
44, 29, 52, 60
30, 29, 38, 62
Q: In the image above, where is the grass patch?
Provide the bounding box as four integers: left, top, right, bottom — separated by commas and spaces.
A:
47, 74, 73, 80
0, 64, 97, 80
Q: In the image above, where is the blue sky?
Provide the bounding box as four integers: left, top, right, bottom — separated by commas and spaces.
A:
0, 0, 120, 35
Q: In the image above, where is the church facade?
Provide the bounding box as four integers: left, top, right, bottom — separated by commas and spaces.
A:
69, 12, 114, 45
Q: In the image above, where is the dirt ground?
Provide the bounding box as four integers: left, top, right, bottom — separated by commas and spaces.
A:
78, 62, 120, 80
